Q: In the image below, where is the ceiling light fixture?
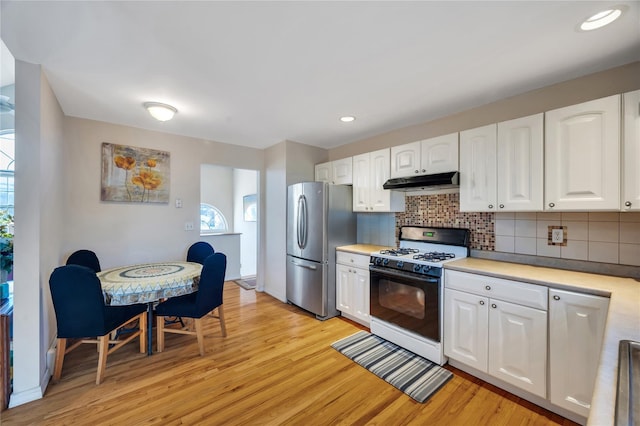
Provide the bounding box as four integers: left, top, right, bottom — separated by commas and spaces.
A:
144, 102, 178, 121
340, 116, 356, 123
580, 8, 623, 31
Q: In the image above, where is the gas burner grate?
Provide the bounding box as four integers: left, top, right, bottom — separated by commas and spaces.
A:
412, 252, 456, 262
380, 248, 420, 256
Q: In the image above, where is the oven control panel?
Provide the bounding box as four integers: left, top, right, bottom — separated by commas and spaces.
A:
370, 256, 442, 278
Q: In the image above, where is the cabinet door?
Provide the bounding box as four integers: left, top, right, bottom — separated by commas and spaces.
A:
421, 133, 459, 175
497, 114, 543, 211
545, 95, 620, 210
332, 157, 353, 185
369, 148, 392, 211
488, 300, 547, 398
444, 288, 489, 372
352, 153, 370, 212
390, 141, 421, 178
549, 289, 609, 418
352, 267, 370, 325
336, 264, 352, 314
460, 124, 497, 212
315, 162, 332, 183
623, 90, 640, 211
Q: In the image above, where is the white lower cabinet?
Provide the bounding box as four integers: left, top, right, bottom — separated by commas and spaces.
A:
444, 277, 547, 398
549, 289, 609, 418
487, 298, 547, 398
444, 269, 611, 421
336, 251, 370, 326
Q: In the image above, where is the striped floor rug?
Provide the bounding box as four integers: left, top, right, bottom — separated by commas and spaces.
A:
331, 331, 453, 403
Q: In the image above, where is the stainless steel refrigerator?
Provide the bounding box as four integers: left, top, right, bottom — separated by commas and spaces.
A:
286, 182, 356, 320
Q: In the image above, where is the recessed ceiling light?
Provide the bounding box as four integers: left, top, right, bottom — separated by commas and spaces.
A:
340, 116, 356, 123
144, 102, 178, 121
580, 8, 623, 31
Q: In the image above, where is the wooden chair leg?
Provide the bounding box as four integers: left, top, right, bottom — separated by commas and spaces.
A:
139, 313, 147, 354
194, 318, 204, 356
157, 315, 165, 353
218, 305, 227, 337
96, 335, 109, 385
53, 338, 67, 381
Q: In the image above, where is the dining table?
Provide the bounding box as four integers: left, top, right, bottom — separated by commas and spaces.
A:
98, 261, 203, 355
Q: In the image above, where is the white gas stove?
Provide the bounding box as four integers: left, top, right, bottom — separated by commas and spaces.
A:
369, 226, 471, 365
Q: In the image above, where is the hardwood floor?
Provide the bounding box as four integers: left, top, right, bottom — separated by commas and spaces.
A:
2, 283, 578, 425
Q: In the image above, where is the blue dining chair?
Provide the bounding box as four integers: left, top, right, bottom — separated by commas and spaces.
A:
186, 242, 215, 264
49, 265, 147, 384
156, 253, 227, 356
66, 249, 102, 273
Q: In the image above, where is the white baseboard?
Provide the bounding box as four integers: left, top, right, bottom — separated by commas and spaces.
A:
8, 385, 44, 408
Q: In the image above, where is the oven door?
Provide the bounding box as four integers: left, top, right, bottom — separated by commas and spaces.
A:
369, 265, 441, 342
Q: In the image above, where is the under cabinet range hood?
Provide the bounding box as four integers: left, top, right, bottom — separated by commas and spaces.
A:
383, 171, 459, 192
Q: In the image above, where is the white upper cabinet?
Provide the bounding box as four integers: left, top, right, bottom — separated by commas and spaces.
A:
353, 148, 405, 212
390, 133, 458, 179
421, 133, 459, 175
460, 115, 543, 212
314, 162, 332, 183
331, 157, 353, 185
390, 141, 421, 178
460, 124, 497, 211
314, 157, 352, 185
623, 90, 640, 211
545, 94, 621, 211
496, 114, 544, 211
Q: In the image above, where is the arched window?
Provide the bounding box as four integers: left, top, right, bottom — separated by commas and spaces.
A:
200, 203, 228, 233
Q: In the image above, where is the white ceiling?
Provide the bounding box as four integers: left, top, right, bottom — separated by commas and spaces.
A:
1, 1, 639, 150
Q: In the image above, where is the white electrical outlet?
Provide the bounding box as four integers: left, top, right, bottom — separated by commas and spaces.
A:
175, 198, 182, 208
184, 221, 194, 231
551, 228, 564, 243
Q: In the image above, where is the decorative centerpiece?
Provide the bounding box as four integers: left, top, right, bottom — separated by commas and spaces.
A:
0, 211, 13, 299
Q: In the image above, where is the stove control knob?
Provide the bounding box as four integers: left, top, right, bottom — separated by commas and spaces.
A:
413, 264, 421, 273
397, 261, 404, 268
375, 258, 382, 265
421, 265, 431, 274
382, 258, 390, 266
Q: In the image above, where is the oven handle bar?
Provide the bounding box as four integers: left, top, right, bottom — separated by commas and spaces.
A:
369, 265, 440, 283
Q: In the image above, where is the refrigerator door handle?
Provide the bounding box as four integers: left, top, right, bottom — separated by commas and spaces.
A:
290, 260, 317, 271
301, 195, 308, 249
297, 195, 304, 249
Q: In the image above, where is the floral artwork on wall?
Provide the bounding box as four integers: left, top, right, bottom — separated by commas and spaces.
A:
101, 142, 170, 203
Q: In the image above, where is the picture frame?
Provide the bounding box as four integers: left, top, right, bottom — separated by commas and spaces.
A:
243, 194, 257, 222
101, 142, 170, 203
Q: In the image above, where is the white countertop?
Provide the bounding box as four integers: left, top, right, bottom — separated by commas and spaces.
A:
444, 257, 640, 426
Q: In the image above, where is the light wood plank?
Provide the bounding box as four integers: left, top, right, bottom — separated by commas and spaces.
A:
1, 283, 578, 425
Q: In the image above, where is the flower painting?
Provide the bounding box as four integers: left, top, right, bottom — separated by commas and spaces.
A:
101, 143, 170, 203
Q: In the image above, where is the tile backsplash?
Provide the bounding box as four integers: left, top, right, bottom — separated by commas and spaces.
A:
356, 192, 640, 268
396, 193, 494, 250
495, 211, 640, 267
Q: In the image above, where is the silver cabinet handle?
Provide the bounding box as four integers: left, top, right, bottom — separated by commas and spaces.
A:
553, 295, 560, 301
625, 201, 632, 207
488, 204, 494, 209
421, 169, 426, 173
415, 170, 419, 173
491, 303, 497, 309
479, 300, 485, 305
485, 285, 491, 291
499, 204, 504, 209
549, 202, 555, 208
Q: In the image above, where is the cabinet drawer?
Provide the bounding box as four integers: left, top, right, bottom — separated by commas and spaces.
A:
336, 251, 371, 269
445, 270, 548, 310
